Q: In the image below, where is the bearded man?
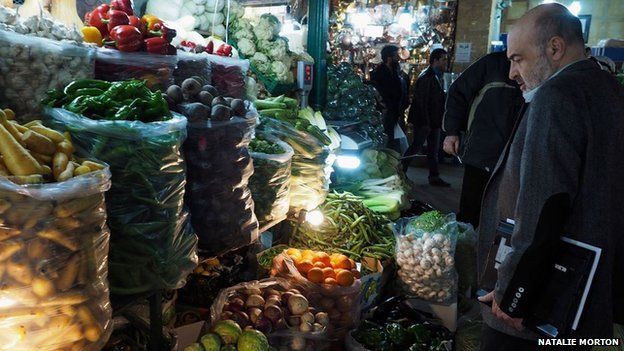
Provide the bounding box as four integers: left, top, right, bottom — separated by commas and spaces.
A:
476, 3, 624, 350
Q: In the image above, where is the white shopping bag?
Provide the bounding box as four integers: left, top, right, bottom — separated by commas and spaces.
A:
394, 123, 408, 154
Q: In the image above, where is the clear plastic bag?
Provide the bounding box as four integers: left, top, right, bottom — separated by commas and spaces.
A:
209, 278, 330, 350
260, 118, 330, 211
44, 108, 198, 295
271, 252, 361, 339
184, 115, 259, 257
249, 134, 294, 226
209, 58, 247, 99
95, 48, 177, 90
394, 214, 459, 304
0, 30, 95, 120
174, 51, 211, 86
0, 165, 113, 350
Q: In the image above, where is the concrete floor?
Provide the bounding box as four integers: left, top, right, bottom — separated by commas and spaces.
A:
405, 159, 464, 214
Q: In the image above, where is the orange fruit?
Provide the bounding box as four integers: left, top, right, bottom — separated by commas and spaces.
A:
312, 252, 331, 267
331, 254, 352, 270
302, 250, 314, 260
296, 260, 314, 274
313, 261, 325, 269
324, 277, 337, 285
322, 267, 336, 279
307, 267, 324, 283
349, 259, 356, 269
336, 269, 355, 287
286, 248, 301, 256
351, 268, 361, 279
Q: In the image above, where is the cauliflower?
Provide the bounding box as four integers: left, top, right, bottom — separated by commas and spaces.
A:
259, 13, 281, 37
295, 51, 315, 64
226, 1, 245, 21
237, 38, 256, 57
253, 21, 274, 41
258, 37, 288, 61
251, 52, 271, 74
231, 18, 253, 32
270, 61, 289, 82
232, 27, 254, 41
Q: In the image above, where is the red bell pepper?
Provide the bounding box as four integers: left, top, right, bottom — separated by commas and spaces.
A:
144, 37, 168, 54
142, 14, 163, 31
84, 11, 92, 24
108, 25, 143, 52
87, 4, 110, 36
205, 41, 214, 54
215, 43, 232, 57
128, 15, 147, 37
110, 0, 134, 16
148, 22, 176, 43
107, 10, 130, 32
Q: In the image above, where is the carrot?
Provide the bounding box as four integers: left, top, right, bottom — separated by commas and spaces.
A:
57, 161, 75, 182
23, 120, 42, 128
10, 121, 28, 133
0, 124, 42, 176
21, 130, 56, 155
29, 125, 65, 143
56, 140, 74, 155
2, 109, 15, 120
0, 111, 24, 146
73, 165, 91, 176
31, 152, 52, 165
52, 152, 69, 179
81, 160, 104, 171
56, 253, 80, 291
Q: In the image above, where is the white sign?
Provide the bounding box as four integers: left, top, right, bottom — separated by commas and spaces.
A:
455, 42, 472, 63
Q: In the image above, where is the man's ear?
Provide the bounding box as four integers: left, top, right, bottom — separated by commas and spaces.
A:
549, 36, 566, 61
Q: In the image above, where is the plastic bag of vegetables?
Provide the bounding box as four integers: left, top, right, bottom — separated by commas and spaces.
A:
209, 278, 331, 350
249, 133, 294, 226
0, 160, 113, 350
174, 51, 211, 86
184, 115, 259, 257
0, 30, 95, 120
259, 117, 330, 211
45, 108, 198, 295
394, 212, 459, 304
95, 47, 178, 90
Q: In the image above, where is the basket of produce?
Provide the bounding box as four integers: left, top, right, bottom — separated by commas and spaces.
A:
209, 278, 331, 350
271, 249, 362, 339
169, 78, 259, 257
249, 133, 294, 226
0, 25, 94, 119
394, 211, 459, 304
43, 79, 198, 295
0, 109, 113, 350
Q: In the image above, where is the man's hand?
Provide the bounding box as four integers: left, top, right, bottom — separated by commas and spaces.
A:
443, 136, 460, 156
478, 291, 525, 331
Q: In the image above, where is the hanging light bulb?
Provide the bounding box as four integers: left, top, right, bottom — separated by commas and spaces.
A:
348, 1, 372, 31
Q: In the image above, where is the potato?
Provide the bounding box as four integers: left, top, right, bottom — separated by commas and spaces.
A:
32, 276, 56, 298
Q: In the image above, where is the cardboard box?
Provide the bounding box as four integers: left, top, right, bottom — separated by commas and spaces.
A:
358, 258, 394, 316
173, 321, 206, 351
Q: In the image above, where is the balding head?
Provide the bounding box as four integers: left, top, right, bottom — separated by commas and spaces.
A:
507, 3, 586, 92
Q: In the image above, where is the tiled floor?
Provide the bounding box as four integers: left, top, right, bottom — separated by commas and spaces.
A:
405, 159, 464, 214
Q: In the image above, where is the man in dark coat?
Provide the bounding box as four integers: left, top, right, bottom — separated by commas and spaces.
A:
477, 3, 624, 350
442, 51, 524, 227
403, 48, 450, 186
370, 45, 409, 151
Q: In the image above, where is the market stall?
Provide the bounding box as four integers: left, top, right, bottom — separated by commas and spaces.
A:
0, 0, 481, 350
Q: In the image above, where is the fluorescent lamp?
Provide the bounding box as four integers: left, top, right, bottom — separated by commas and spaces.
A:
335, 154, 361, 169
306, 209, 325, 226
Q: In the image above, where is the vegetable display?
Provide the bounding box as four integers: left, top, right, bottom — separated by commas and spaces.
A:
185, 319, 270, 351
276, 249, 360, 287
182, 94, 258, 257
395, 212, 459, 303
0, 142, 113, 350
289, 192, 395, 261
44, 79, 172, 122
347, 297, 452, 351
325, 63, 386, 147
0, 6, 83, 41
45, 107, 198, 295
0, 28, 94, 118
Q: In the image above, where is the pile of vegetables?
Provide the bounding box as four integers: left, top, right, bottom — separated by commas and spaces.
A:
334, 149, 411, 219
82, 2, 177, 55
289, 192, 395, 261
325, 63, 386, 147
276, 249, 360, 287
0, 119, 112, 350
0, 109, 105, 184
248, 134, 293, 225
45, 97, 198, 295
349, 297, 452, 351
395, 212, 459, 303
182, 92, 258, 257
229, 13, 306, 84
0, 6, 82, 41
165, 78, 248, 122
185, 319, 270, 351
43, 79, 172, 122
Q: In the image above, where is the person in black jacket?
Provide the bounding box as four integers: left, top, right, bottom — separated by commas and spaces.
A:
403, 48, 450, 187
370, 45, 409, 151
442, 51, 524, 227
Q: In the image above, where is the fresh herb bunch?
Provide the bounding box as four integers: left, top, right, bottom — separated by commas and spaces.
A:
249, 137, 285, 155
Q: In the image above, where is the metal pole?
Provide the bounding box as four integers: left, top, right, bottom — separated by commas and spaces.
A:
307, 0, 329, 110
149, 292, 163, 351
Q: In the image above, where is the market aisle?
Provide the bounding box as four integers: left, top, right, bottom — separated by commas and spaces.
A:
405, 162, 463, 214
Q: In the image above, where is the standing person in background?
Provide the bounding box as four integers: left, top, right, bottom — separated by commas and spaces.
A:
442, 51, 524, 227
403, 48, 450, 187
370, 45, 409, 151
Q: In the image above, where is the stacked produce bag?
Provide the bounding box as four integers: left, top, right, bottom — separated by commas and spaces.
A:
325, 63, 386, 147
44, 79, 198, 295
0, 7, 93, 118
248, 133, 294, 226
0, 109, 113, 350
